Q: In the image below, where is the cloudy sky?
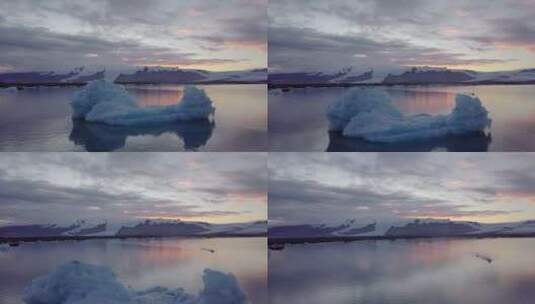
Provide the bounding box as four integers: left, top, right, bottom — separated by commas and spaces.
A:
0, 153, 266, 225
269, 0, 535, 73
0, 0, 266, 72
269, 153, 535, 225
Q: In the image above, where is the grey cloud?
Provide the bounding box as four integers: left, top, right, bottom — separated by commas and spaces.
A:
268, 177, 458, 224
0, 0, 266, 71
466, 17, 535, 51
0, 24, 240, 71
0, 153, 266, 225
268, 26, 509, 71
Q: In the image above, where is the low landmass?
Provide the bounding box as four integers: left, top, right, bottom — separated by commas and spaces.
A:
0, 219, 267, 244
268, 218, 535, 248
268, 66, 535, 89
0, 66, 267, 88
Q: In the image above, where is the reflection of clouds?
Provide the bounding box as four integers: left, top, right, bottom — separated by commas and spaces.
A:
270, 239, 535, 304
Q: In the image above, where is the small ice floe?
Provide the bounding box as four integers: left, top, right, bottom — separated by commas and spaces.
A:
71, 80, 215, 126
23, 260, 247, 304
327, 88, 491, 142
201, 248, 216, 253
474, 253, 493, 263
1, 87, 18, 93
0, 243, 9, 252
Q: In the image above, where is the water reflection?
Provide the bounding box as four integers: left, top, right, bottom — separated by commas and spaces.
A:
0, 84, 266, 151
0, 238, 267, 304
327, 131, 492, 152
69, 119, 215, 152
269, 238, 535, 304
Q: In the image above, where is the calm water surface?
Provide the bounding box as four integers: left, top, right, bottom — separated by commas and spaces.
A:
0, 237, 267, 304
0, 84, 266, 151
269, 238, 535, 304
269, 85, 535, 151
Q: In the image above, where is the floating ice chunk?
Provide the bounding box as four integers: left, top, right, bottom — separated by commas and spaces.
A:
327, 88, 491, 142
199, 269, 247, 304
23, 261, 247, 304
0, 87, 18, 93
326, 88, 402, 132
22, 261, 132, 304
71, 80, 215, 126
0, 243, 9, 252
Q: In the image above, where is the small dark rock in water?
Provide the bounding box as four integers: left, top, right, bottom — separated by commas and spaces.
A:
269, 243, 285, 251
474, 253, 492, 263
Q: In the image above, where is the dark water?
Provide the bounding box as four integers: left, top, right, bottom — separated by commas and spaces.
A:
0, 84, 266, 151
269, 238, 535, 304
0, 237, 267, 304
269, 85, 535, 151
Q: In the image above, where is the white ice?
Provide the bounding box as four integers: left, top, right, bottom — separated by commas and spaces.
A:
23, 261, 247, 304
327, 88, 491, 142
0, 87, 18, 93
71, 80, 215, 126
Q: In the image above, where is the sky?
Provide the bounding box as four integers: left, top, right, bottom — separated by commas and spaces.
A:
0, 0, 267, 72
269, 153, 535, 225
0, 153, 266, 225
269, 0, 535, 73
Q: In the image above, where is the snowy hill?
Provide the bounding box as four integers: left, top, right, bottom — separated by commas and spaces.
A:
382, 67, 475, 84
0, 66, 267, 86
269, 66, 535, 85
115, 67, 267, 84
0, 67, 105, 85
269, 67, 376, 84
268, 219, 378, 238
269, 218, 535, 239
0, 219, 267, 239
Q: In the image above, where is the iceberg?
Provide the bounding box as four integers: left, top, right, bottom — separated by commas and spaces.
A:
327, 88, 491, 142
71, 80, 215, 126
23, 261, 247, 304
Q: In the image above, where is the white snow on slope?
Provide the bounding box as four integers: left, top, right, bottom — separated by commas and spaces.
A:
202, 69, 267, 83
23, 261, 247, 304
71, 80, 215, 126
327, 88, 491, 142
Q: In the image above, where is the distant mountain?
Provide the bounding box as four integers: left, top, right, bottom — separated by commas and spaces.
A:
115, 67, 267, 84
0, 66, 267, 86
383, 67, 474, 84
268, 66, 535, 85
0, 67, 105, 85
269, 67, 375, 84
269, 219, 376, 238
0, 219, 267, 239
269, 218, 535, 239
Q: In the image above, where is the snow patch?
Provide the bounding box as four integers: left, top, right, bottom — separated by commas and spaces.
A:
71, 80, 215, 126
23, 261, 247, 304
327, 88, 491, 142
